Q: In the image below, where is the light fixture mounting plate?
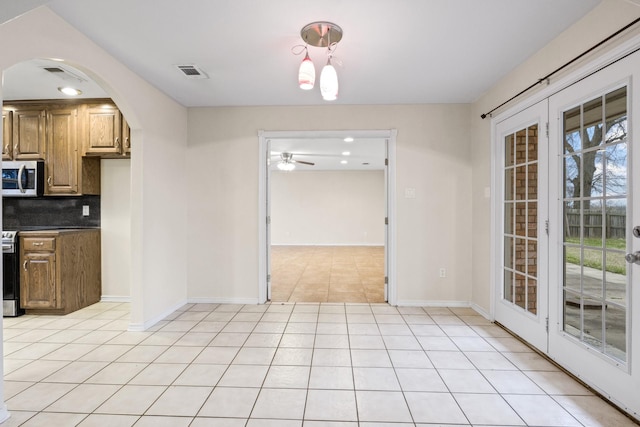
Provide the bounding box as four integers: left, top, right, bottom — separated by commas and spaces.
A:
300, 21, 342, 47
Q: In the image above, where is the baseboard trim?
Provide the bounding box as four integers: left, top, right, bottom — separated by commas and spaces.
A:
270, 243, 384, 247
127, 299, 188, 332
395, 300, 471, 308
100, 296, 132, 303
187, 297, 261, 305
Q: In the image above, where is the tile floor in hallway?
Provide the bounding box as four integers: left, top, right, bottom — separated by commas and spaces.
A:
270, 246, 385, 303
1, 301, 637, 427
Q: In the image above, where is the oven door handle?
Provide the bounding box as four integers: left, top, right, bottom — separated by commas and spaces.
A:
17, 164, 26, 194
2, 244, 12, 251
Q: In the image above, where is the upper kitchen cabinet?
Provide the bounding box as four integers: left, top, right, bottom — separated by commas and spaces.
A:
12, 106, 46, 160
45, 106, 79, 194
83, 102, 131, 157
2, 109, 12, 160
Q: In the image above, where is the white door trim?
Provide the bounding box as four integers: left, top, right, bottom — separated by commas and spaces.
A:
257, 129, 398, 305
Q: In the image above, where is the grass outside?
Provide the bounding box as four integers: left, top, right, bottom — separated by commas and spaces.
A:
565, 237, 626, 274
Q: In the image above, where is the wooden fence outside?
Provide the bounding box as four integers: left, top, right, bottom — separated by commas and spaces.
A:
565, 209, 626, 239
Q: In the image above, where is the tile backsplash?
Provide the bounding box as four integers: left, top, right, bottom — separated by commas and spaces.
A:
2, 195, 100, 230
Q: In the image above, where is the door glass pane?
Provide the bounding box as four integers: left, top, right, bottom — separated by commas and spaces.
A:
564, 290, 581, 339
515, 273, 526, 309
605, 303, 626, 359
504, 270, 513, 302
505, 169, 514, 201
502, 124, 539, 316
564, 247, 581, 292
505, 134, 514, 167
561, 86, 628, 363
504, 202, 514, 234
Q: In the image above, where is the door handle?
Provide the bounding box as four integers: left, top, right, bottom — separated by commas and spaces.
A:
625, 252, 640, 265
633, 226, 640, 238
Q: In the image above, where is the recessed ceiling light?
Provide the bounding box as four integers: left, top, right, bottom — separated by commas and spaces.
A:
344, 137, 354, 142
340, 160, 348, 164
58, 86, 82, 96
342, 151, 351, 156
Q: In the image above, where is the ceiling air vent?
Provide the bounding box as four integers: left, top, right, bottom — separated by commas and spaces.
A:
176, 64, 209, 79
41, 66, 86, 83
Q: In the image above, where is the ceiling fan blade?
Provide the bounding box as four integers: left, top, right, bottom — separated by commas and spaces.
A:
294, 160, 315, 166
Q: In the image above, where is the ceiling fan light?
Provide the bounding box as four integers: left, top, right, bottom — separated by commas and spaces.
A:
277, 161, 295, 171
298, 52, 315, 90
320, 59, 338, 101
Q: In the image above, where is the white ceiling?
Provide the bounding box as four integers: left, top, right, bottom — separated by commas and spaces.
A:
0, 0, 602, 170
1, 0, 601, 107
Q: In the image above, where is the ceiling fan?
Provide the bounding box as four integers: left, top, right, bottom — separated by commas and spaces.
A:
274, 152, 315, 171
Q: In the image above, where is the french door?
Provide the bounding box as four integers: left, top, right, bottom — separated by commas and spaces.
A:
548, 53, 639, 418
494, 100, 549, 351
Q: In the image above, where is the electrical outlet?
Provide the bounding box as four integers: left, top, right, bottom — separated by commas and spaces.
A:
439, 268, 446, 278
82, 205, 90, 216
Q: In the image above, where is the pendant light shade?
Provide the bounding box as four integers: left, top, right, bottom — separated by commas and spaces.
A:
320, 58, 338, 101
298, 51, 315, 90
294, 21, 342, 101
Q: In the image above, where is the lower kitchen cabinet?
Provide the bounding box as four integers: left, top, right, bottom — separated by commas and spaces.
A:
20, 229, 101, 315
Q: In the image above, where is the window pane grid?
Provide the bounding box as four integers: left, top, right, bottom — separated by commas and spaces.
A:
561, 86, 628, 363
503, 124, 538, 314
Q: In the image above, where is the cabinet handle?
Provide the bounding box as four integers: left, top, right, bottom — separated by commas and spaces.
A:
13, 144, 18, 155
115, 137, 121, 150
3, 144, 8, 153
33, 242, 44, 246
125, 137, 130, 149
47, 176, 52, 186
23, 260, 27, 271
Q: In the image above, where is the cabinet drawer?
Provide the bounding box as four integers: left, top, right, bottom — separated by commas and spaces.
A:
22, 237, 55, 251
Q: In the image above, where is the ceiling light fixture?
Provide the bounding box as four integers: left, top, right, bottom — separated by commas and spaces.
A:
293, 21, 342, 101
342, 151, 351, 156
58, 86, 82, 96
277, 161, 296, 171
344, 137, 354, 142
340, 160, 348, 164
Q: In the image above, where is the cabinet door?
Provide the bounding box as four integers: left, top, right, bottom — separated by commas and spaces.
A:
46, 107, 79, 194
2, 109, 13, 160
84, 104, 122, 155
13, 108, 46, 160
122, 117, 131, 156
20, 252, 58, 309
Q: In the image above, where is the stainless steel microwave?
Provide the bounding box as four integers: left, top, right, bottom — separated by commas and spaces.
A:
1, 161, 45, 197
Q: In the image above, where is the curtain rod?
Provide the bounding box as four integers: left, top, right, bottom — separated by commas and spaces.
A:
480, 16, 640, 119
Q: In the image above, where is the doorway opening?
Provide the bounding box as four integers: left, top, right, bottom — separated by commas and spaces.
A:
258, 130, 397, 305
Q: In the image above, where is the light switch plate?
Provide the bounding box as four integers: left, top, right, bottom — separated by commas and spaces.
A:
404, 188, 416, 199
82, 205, 90, 216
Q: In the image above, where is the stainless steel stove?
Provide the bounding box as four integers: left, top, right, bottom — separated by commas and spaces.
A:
2, 231, 24, 316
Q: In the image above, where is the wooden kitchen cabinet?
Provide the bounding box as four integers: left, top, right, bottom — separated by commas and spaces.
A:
2, 109, 12, 160
45, 106, 79, 194
83, 103, 124, 156
12, 106, 46, 160
4, 100, 102, 195
20, 229, 101, 315
122, 117, 131, 156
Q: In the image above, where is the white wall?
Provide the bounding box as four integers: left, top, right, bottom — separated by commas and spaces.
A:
0, 6, 189, 329
469, 0, 640, 314
187, 104, 472, 304
271, 170, 385, 245
100, 159, 131, 299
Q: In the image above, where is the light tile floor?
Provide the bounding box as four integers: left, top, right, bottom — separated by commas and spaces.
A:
2, 302, 638, 426
270, 246, 385, 303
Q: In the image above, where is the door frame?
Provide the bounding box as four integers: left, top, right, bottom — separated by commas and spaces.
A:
491, 30, 640, 322
492, 100, 550, 352
258, 129, 397, 305
491, 32, 640, 421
